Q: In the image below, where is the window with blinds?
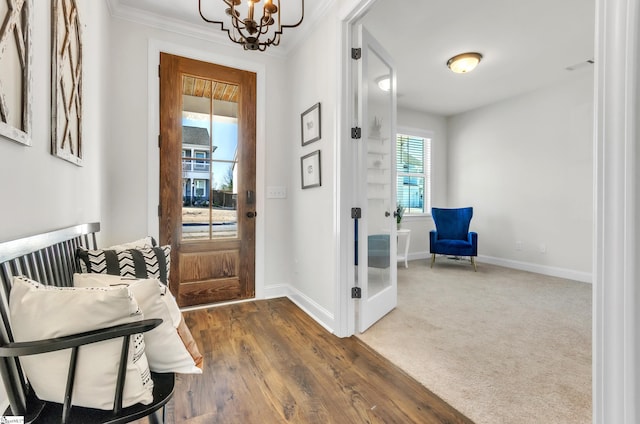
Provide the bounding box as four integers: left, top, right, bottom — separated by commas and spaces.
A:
396, 133, 431, 214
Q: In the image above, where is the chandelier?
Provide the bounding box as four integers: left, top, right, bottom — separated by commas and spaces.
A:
198, 0, 305, 51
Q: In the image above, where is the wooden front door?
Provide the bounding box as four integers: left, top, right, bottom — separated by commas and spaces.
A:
159, 53, 256, 307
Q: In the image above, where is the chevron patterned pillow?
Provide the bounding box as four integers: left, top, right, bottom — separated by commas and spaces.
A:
76, 246, 171, 285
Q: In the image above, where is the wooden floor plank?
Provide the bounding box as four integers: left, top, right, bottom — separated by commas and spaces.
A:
139, 298, 473, 424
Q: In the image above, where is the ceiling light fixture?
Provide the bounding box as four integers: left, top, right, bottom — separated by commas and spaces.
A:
376, 76, 391, 92
198, 0, 304, 51
446, 52, 483, 74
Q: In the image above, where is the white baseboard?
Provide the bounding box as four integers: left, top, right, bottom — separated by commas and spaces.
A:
263, 283, 289, 299
478, 255, 592, 283
179, 283, 336, 334
407, 252, 429, 262
289, 292, 336, 334
177, 284, 291, 313
185, 252, 591, 336
287, 289, 336, 334
407, 250, 592, 283
265, 284, 335, 334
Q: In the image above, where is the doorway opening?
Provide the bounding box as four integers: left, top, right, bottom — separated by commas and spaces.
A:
159, 53, 257, 307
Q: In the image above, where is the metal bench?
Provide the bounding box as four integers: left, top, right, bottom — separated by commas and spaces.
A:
0, 223, 174, 423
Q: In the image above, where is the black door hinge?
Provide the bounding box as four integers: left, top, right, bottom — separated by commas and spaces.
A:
351, 207, 362, 219
351, 287, 362, 298
158, 204, 161, 217
158, 135, 161, 148
351, 48, 361, 60
351, 127, 361, 139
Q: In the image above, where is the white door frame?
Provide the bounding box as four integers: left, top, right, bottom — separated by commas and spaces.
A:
593, 0, 639, 422
335, 0, 640, 422
147, 39, 267, 301
335, 0, 378, 338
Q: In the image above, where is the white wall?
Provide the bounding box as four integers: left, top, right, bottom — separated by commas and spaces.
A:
447, 72, 594, 281
0, 0, 108, 241
0, 0, 110, 410
105, 17, 295, 298
106, 3, 343, 332
285, 7, 340, 330
396, 107, 447, 260
105, 0, 344, 334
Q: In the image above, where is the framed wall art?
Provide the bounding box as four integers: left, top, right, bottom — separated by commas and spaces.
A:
0, 0, 32, 146
52, 0, 83, 165
301, 150, 321, 189
300, 102, 321, 146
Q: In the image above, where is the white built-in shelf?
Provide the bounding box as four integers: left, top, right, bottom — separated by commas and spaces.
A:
368, 176, 389, 185
366, 133, 390, 201
369, 134, 387, 141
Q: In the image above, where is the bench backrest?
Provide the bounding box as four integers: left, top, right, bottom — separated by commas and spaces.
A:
0, 222, 100, 414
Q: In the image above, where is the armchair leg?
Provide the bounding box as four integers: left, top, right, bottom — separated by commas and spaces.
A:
471, 257, 477, 272
430, 254, 436, 268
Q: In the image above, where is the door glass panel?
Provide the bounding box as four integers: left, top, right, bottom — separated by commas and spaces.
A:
366, 46, 393, 298
181, 75, 238, 240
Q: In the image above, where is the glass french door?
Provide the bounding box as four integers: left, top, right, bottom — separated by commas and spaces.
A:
355, 25, 398, 333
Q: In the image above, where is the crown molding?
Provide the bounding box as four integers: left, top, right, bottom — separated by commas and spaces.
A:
106, 0, 335, 59
283, 0, 338, 55
106, 0, 278, 56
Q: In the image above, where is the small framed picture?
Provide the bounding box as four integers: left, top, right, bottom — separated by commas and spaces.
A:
301, 102, 321, 146
301, 150, 321, 189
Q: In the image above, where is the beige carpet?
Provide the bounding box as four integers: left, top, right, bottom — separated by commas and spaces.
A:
356, 258, 591, 424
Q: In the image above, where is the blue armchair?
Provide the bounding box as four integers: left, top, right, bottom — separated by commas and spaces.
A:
429, 207, 478, 271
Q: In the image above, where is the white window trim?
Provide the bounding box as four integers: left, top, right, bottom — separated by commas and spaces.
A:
396, 126, 433, 217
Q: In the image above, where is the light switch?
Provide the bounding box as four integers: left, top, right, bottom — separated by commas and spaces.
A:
267, 186, 287, 199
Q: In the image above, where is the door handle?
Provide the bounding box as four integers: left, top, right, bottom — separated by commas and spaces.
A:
246, 190, 255, 205
246, 211, 257, 218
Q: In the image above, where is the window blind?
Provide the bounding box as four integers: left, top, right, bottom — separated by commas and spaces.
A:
396, 134, 431, 214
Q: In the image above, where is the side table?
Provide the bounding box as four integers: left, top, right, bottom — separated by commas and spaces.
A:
397, 228, 411, 268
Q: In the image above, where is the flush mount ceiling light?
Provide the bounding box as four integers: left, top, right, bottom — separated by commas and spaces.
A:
446, 52, 483, 74
198, 0, 304, 51
376, 76, 391, 92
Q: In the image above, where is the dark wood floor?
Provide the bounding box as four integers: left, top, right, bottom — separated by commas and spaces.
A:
148, 298, 473, 423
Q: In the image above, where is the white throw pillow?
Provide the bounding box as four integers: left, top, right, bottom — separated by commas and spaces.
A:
73, 274, 203, 374
9, 276, 154, 410
106, 236, 156, 251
